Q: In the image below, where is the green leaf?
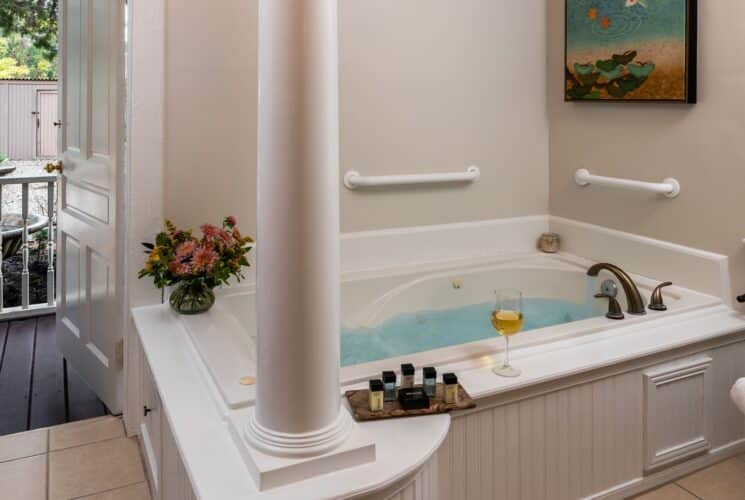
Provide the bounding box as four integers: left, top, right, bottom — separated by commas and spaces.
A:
612, 50, 637, 66
596, 59, 620, 72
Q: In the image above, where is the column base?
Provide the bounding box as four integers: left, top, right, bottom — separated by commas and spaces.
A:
228, 407, 376, 491
245, 406, 353, 458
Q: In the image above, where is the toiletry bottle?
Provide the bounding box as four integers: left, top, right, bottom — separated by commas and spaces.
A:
443, 373, 459, 405
423, 367, 437, 397
401, 363, 415, 389
369, 379, 384, 412
382, 371, 397, 401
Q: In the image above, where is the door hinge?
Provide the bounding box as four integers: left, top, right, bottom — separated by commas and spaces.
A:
116, 339, 124, 368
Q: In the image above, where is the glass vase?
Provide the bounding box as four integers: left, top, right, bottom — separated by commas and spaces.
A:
169, 280, 215, 315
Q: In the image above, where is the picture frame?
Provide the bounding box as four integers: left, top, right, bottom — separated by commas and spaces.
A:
565, 0, 697, 103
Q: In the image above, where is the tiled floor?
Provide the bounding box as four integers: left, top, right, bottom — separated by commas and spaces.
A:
0, 415, 150, 500
634, 454, 745, 500
0, 414, 742, 500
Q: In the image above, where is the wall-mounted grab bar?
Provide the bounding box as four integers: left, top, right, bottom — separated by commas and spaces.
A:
574, 169, 681, 199
344, 166, 480, 190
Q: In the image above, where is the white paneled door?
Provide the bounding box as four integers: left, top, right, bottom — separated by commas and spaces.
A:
55, 0, 126, 413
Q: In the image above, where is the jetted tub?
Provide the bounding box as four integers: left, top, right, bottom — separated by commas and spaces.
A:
180, 252, 721, 409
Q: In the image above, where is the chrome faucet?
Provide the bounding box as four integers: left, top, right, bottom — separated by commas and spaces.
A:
587, 263, 646, 315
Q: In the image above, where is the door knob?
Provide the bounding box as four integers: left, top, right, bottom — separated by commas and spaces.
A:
53, 121, 62, 127
45, 160, 63, 174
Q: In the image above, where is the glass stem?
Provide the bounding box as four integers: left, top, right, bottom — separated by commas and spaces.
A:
504, 335, 510, 368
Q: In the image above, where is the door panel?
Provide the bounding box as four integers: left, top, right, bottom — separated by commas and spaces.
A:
36, 90, 58, 158
56, 0, 125, 413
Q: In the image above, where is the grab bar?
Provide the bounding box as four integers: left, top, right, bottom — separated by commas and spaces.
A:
344, 166, 480, 190
574, 169, 681, 199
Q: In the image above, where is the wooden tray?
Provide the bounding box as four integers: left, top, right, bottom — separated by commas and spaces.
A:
345, 383, 475, 422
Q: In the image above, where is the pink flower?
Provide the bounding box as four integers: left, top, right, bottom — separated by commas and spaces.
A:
193, 244, 218, 272
202, 223, 232, 246
217, 229, 233, 246
175, 240, 196, 261
169, 260, 192, 277
201, 224, 221, 239
225, 216, 237, 227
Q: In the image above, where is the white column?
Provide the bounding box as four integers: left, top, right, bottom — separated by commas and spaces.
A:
247, 0, 350, 457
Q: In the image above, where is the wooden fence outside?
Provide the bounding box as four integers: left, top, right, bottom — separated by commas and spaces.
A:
0, 80, 58, 161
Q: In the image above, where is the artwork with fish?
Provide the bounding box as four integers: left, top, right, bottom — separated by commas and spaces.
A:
565, 0, 697, 102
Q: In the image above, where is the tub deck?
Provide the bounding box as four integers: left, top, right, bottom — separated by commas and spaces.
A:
0, 315, 107, 436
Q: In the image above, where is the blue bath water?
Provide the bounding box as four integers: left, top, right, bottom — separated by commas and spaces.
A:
340, 298, 602, 367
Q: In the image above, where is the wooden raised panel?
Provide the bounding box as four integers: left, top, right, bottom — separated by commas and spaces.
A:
643, 355, 712, 473
87, 249, 113, 367
90, 1, 112, 157
64, 180, 111, 224
61, 233, 82, 337
62, 0, 84, 153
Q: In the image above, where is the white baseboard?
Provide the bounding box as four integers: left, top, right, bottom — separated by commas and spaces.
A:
592, 439, 745, 500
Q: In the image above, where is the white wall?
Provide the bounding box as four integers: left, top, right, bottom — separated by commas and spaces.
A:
163, 1, 549, 236
548, 0, 745, 307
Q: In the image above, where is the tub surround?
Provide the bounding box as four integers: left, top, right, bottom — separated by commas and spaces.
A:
134, 304, 449, 499
133, 297, 745, 499
202, 252, 719, 401
134, 216, 745, 498
550, 217, 731, 302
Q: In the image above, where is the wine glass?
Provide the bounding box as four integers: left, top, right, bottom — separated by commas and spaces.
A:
491, 289, 524, 377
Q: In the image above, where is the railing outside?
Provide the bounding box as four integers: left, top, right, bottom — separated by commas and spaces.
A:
0, 164, 57, 319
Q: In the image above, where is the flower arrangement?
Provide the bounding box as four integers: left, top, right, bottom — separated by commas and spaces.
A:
139, 217, 253, 314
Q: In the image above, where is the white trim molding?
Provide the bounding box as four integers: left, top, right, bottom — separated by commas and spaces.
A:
643, 355, 712, 472
124, 0, 166, 436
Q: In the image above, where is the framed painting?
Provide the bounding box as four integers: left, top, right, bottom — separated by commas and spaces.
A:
565, 0, 697, 102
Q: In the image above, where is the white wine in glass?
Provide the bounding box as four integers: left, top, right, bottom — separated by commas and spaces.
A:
491, 289, 523, 377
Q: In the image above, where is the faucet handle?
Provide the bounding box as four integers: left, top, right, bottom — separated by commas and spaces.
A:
594, 293, 625, 320
649, 282, 673, 311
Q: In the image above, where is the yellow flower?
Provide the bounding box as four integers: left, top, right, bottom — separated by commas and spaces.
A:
149, 247, 161, 263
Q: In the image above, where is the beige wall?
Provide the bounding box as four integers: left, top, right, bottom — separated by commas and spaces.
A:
164, 0, 549, 236
164, 1, 259, 234
548, 1, 745, 302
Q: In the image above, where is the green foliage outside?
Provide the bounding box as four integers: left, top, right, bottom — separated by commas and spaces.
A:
0, 0, 58, 58
0, 32, 56, 80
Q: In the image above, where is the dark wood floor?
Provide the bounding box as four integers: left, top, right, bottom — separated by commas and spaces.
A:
0, 315, 107, 436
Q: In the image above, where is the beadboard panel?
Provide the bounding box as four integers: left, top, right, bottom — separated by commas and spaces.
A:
382, 454, 438, 500
161, 417, 198, 500
437, 371, 643, 500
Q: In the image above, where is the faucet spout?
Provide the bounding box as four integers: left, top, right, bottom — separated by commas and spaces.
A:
587, 263, 646, 315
